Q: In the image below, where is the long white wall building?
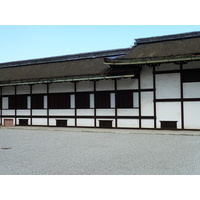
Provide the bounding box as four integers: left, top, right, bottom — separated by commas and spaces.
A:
1, 31, 200, 130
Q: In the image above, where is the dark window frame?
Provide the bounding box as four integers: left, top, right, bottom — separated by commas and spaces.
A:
95, 91, 111, 108
116, 90, 133, 108
48, 93, 70, 109
75, 92, 90, 109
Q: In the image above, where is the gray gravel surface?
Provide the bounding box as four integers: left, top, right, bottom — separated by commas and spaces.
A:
0, 127, 200, 175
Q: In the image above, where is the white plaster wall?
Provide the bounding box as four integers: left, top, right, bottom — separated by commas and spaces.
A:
70, 95, 75, 108
183, 82, 200, 98
49, 109, 75, 116
32, 118, 47, 125
77, 109, 94, 116
140, 66, 153, 89
32, 110, 47, 115
77, 118, 94, 127
117, 78, 138, 90
117, 109, 139, 116
2, 86, 15, 95
32, 84, 47, 93
2, 118, 15, 126
96, 109, 115, 116
76, 81, 94, 92
2, 110, 15, 115
17, 85, 30, 94
110, 93, 115, 108
141, 119, 154, 128
16, 118, 30, 125
184, 102, 200, 129
117, 119, 139, 128
90, 94, 94, 108
16, 110, 31, 116
155, 63, 180, 71
96, 80, 114, 91
49, 118, 75, 126
49, 82, 74, 93
141, 92, 154, 116
156, 73, 180, 99
156, 102, 181, 129
183, 61, 200, 69
96, 119, 115, 127
2, 97, 8, 109
44, 96, 48, 109
133, 92, 139, 108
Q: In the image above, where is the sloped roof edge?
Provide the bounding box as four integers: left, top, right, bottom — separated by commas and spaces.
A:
0, 48, 131, 69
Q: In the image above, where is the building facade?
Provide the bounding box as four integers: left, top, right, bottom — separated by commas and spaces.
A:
1, 31, 200, 130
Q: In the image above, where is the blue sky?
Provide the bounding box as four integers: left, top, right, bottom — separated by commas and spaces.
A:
0, 25, 200, 63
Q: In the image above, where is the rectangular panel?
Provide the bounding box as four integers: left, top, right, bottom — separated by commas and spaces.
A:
2, 97, 8, 109
17, 85, 30, 94
2, 86, 15, 95
49, 82, 74, 93
133, 92, 139, 108
32, 84, 47, 93
156, 73, 180, 99
77, 118, 94, 127
76, 81, 94, 92
99, 120, 113, 128
117, 119, 139, 128
96, 80, 114, 91
117, 78, 138, 90
141, 119, 154, 128
70, 95, 75, 108
77, 109, 94, 116
183, 82, 200, 98
140, 66, 153, 89
96, 109, 115, 116
117, 109, 139, 116
49, 109, 75, 116
141, 92, 154, 116
32, 118, 47, 125
90, 94, 94, 108
56, 120, 67, 127
110, 93, 115, 108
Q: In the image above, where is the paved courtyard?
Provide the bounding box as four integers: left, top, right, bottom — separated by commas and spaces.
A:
0, 127, 200, 175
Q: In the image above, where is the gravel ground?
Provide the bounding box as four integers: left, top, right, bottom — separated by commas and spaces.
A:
0, 127, 200, 175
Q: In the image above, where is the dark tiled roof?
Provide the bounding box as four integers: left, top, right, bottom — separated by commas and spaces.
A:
0, 48, 131, 86
105, 31, 200, 64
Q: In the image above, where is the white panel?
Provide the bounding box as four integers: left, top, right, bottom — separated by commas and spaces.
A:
183, 61, 200, 69
27, 96, 31, 109
49, 109, 75, 116
77, 109, 94, 116
133, 92, 139, 108
117, 109, 139, 116
117, 78, 138, 90
156, 102, 181, 129
49, 82, 74, 93
2, 86, 15, 95
17, 85, 30, 94
2, 110, 15, 115
32, 110, 47, 115
96, 118, 115, 127
117, 119, 139, 128
156, 63, 180, 71
96, 80, 114, 91
140, 66, 153, 89
16, 110, 31, 115
2, 97, 8, 109
184, 102, 200, 129
141, 120, 154, 128
44, 96, 47, 109
76, 81, 94, 92
90, 94, 94, 108
70, 95, 75, 108
183, 82, 200, 98
77, 118, 94, 127
32, 84, 47, 93
96, 109, 115, 116
110, 93, 115, 108
32, 118, 47, 125
141, 92, 154, 116
156, 73, 180, 99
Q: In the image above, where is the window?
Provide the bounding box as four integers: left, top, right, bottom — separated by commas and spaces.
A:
75, 93, 90, 109
48, 93, 70, 109
31, 94, 44, 109
160, 121, 177, 129
0, 96, 2, 109
116, 91, 133, 108
9, 95, 27, 109
182, 68, 200, 82
99, 120, 113, 128
95, 92, 110, 108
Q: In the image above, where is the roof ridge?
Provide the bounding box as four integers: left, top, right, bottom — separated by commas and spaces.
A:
0, 48, 131, 69
135, 31, 200, 45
